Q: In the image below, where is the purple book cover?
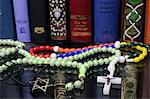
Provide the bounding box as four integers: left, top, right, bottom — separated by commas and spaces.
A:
13, 0, 31, 42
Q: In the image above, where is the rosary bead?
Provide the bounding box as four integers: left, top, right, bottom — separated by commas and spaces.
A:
66, 61, 72, 67
87, 61, 93, 66
50, 53, 57, 58
78, 74, 86, 78
72, 61, 78, 68
99, 59, 104, 65
55, 61, 61, 67
79, 65, 87, 74
139, 55, 144, 60
65, 82, 74, 91
133, 57, 140, 63
107, 65, 115, 72
93, 59, 99, 66
74, 80, 82, 89
84, 63, 90, 69
53, 46, 59, 52
104, 58, 110, 64
114, 41, 121, 48
119, 56, 126, 63
59, 60, 65, 66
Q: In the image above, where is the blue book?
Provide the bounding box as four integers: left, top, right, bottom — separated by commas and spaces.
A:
94, 0, 121, 43
13, 0, 31, 42
0, 0, 16, 39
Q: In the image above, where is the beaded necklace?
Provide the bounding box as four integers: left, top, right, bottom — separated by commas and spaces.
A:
0, 39, 25, 48
0, 46, 121, 92
29, 43, 113, 58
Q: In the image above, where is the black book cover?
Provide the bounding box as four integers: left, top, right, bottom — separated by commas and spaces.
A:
28, 0, 50, 43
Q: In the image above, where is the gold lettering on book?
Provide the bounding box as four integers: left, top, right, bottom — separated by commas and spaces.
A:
34, 27, 45, 34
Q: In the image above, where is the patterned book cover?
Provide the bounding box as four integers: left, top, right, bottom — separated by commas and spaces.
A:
13, 0, 31, 42
0, 0, 16, 39
70, 0, 92, 43
121, 0, 145, 42
94, 0, 121, 43
28, 0, 50, 43
49, 0, 68, 41
144, 0, 150, 45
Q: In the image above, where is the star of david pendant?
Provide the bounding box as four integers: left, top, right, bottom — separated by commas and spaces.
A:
31, 77, 52, 93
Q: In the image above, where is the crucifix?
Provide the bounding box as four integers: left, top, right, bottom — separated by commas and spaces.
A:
97, 75, 122, 95
97, 60, 122, 95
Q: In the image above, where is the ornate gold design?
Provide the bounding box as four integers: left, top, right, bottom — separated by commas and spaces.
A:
34, 27, 45, 34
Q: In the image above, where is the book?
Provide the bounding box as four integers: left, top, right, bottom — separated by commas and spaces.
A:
144, 0, 150, 45
121, 0, 145, 42
94, 0, 121, 43
0, 0, 16, 39
13, 0, 31, 42
49, 0, 68, 41
70, 0, 92, 43
28, 0, 50, 43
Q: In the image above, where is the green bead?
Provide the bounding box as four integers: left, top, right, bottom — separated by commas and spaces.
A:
79, 65, 86, 74
108, 47, 112, 52
101, 47, 107, 52
99, 59, 104, 65
93, 59, 99, 66
65, 82, 74, 91
72, 61, 78, 68
61, 60, 66, 67
74, 80, 82, 89
89, 50, 94, 54
74, 55, 79, 60
87, 61, 93, 66
49, 59, 55, 66
77, 63, 82, 69
66, 61, 72, 67
68, 56, 73, 61
78, 54, 83, 59
84, 62, 90, 69
103, 58, 109, 64
78, 74, 86, 78
93, 48, 98, 53
55, 61, 61, 67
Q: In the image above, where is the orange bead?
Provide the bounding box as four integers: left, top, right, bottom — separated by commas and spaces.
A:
64, 48, 70, 52
58, 48, 64, 53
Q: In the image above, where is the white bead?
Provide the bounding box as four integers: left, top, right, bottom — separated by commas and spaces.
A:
109, 61, 116, 66
53, 46, 59, 52
50, 53, 57, 58
126, 59, 134, 62
114, 41, 121, 48
119, 56, 126, 63
107, 65, 115, 72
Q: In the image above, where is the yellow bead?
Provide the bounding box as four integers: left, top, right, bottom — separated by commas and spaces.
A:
143, 52, 148, 56
136, 46, 141, 50
134, 57, 140, 63
139, 55, 144, 60
121, 42, 127, 45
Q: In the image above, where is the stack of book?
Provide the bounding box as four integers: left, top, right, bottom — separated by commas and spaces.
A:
0, 0, 149, 44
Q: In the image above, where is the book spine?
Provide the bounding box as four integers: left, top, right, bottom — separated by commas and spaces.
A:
49, 0, 67, 41
94, 0, 121, 43
13, 0, 31, 42
121, 0, 145, 42
70, 0, 92, 43
0, 0, 16, 39
28, 0, 49, 43
144, 0, 150, 45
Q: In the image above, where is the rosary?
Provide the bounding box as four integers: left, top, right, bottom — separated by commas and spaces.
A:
0, 39, 149, 99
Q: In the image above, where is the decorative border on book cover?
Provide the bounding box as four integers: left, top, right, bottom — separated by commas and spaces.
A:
49, 0, 67, 40
122, 0, 145, 41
